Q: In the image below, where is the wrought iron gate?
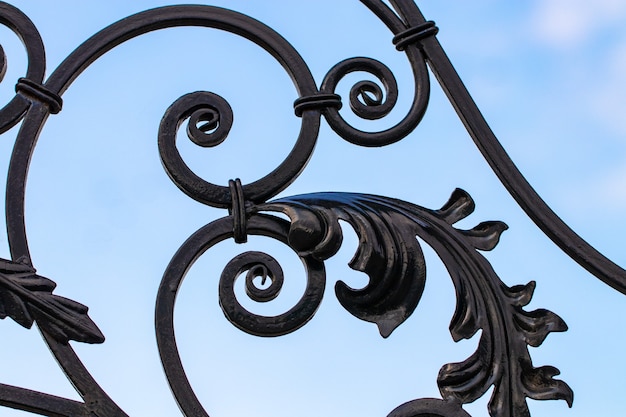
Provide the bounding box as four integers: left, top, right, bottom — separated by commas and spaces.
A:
0, 1, 624, 416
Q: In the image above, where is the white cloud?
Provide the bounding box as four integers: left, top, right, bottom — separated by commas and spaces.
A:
529, 0, 626, 48
523, 0, 626, 136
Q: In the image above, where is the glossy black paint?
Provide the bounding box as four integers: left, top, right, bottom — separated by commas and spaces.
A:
0, 1, 623, 416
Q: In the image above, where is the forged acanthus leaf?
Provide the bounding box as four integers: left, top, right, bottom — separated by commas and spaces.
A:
0, 258, 104, 344
439, 268, 571, 417
336, 207, 426, 338
258, 189, 570, 416
29, 295, 104, 344
258, 189, 509, 338
260, 192, 428, 338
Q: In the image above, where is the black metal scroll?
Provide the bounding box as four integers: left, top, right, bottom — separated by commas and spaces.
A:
0, 1, 623, 416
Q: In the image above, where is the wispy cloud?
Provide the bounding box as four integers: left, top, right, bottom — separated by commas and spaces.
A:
529, 0, 626, 48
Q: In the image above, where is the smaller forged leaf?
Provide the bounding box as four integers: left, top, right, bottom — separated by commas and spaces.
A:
448, 278, 481, 342
513, 308, 568, 347
30, 294, 104, 344
437, 235, 571, 416
436, 188, 475, 225
334, 207, 426, 338
438, 345, 491, 404
503, 281, 535, 307
522, 364, 574, 406
460, 221, 508, 251
0, 260, 104, 344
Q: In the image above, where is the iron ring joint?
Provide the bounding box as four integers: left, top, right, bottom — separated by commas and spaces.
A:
392, 21, 439, 51
15, 78, 62, 114
293, 93, 342, 117
229, 178, 248, 243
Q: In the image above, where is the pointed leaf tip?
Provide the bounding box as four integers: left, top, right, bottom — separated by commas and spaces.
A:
506, 281, 536, 307
376, 318, 399, 338
522, 365, 574, 407
461, 221, 508, 251
436, 188, 475, 225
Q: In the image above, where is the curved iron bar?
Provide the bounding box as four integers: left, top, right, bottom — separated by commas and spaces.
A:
0, 383, 85, 416
374, 0, 626, 294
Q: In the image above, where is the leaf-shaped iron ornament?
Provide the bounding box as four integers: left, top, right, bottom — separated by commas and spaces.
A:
260, 192, 427, 338
0, 258, 104, 344
252, 189, 572, 416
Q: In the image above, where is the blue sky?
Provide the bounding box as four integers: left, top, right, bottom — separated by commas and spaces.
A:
0, 1, 625, 416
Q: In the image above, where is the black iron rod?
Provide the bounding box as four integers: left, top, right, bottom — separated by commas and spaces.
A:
420, 29, 626, 294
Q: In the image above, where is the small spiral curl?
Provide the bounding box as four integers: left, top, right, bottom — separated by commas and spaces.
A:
349, 79, 392, 120
318, 54, 430, 147
218, 232, 326, 337
322, 57, 397, 121
159, 87, 321, 208
221, 251, 284, 303
158, 91, 236, 207
185, 93, 233, 148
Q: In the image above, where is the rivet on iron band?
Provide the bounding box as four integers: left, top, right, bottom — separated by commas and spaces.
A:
293, 93, 342, 117
15, 78, 63, 114
392, 21, 439, 51
229, 178, 247, 244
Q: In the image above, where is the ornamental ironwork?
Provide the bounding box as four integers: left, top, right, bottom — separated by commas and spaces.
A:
0, 1, 624, 416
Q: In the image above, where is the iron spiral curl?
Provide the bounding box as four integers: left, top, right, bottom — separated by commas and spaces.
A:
156, 213, 325, 416
317, 40, 430, 147
219, 247, 325, 336
158, 91, 236, 206
158, 86, 320, 208
182, 92, 234, 148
